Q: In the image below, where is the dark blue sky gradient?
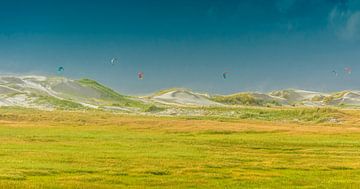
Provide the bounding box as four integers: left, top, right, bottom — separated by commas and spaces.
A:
0, 0, 360, 94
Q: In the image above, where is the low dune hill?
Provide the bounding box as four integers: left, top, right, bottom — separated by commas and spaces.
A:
323, 91, 360, 106
149, 89, 221, 106
0, 75, 147, 111
0, 75, 360, 110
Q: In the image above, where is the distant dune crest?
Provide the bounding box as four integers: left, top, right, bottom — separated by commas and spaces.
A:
0, 75, 359, 110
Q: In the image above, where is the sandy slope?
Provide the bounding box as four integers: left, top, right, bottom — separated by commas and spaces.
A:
151, 90, 221, 106
0, 75, 116, 109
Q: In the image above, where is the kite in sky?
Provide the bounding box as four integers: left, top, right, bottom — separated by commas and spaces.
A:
138, 72, 144, 80
57, 66, 64, 74
344, 67, 352, 75
110, 57, 118, 65
222, 72, 228, 79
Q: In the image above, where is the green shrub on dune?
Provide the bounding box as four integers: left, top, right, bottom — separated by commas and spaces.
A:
211, 93, 280, 106
35, 95, 84, 110
77, 79, 148, 109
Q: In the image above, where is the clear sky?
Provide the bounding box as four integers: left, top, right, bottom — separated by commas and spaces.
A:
1, 0, 360, 95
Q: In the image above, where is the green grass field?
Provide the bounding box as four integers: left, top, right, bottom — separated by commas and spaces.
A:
0, 107, 360, 188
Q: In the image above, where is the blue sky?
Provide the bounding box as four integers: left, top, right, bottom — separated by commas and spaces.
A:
1, 0, 360, 94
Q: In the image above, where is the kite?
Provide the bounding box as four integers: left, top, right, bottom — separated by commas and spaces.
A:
344, 67, 352, 74
222, 72, 228, 79
57, 66, 64, 73
332, 70, 338, 77
110, 57, 118, 65
138, 72, 144, 80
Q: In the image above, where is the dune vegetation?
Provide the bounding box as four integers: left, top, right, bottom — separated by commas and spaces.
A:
211, 93, 281, 106
0, 107, 359, 188
77, 79, 149, 109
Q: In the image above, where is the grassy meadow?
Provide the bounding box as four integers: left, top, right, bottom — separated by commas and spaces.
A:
0, 107, 359, 188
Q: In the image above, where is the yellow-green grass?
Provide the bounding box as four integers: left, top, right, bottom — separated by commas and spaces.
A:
0, 108, 360, 188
